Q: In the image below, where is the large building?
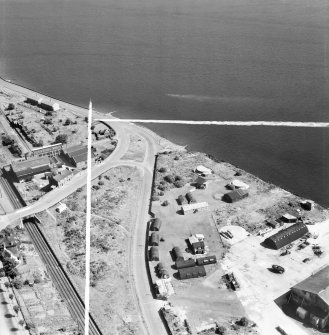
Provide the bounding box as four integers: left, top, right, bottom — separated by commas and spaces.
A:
289, 265, 329, 330
11, 156, 51, 182
264, 223, 309, 250
178, 265, 206, 280
29, 143, 63, 158
61, 145, 89, 168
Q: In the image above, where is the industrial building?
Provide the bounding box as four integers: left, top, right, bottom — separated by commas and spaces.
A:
178, 265, 206, 280
264, 223, 309, 250
176, 259, 195, 270
223, 189, 249, 203
150, 218, 162, 231
11, 156, 51, 182
149, 247, 159, 261
150, 232, 160, 246
289, 265, 329, 330
172, 247, 184, 261
196, 255, 217, 266
181, 202, 209, 215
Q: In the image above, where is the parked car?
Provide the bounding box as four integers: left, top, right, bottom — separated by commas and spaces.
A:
271, 265, 285, 274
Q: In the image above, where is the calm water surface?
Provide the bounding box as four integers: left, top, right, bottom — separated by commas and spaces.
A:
0, 0, 328, 206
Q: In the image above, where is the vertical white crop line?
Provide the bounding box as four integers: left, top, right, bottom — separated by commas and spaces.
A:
84, 100, 92, 335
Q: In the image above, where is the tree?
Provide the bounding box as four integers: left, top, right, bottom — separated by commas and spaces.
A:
12, 278, 23, 289
44, 118, 52, 125
84, 116, 88, 123
2, 135, 14, 146
158, 167, 167, 173
9, 293, 14, 300
218, 326, 227, 335
174, 180, 184, 188
237, 317, 249, 327
18, 320, 24, 327
55, 134, 68, 144
6, 103, 15, 111
0, 269, 5, 277
45, 111, 53, 116
13, 305, 20, 314
162, 200, 169, 206
64, 118, 72, 126
4, 282, 10, 289
164, 175, 175, 183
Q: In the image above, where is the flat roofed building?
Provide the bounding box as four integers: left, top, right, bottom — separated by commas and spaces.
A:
281, 213, 297, 223
178, 265, 206, 280
264, 223, 309, 250
290, 265, 329, 330
182, 202, 208, 215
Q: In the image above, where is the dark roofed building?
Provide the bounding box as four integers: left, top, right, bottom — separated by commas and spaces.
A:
149, 247, 159, 261
172, 247, 184, 261
223, 189, 249, 203
12, 156, 51, 181
62, 145, 90, 168
178, 265, 206, 280
191, 241, 205, 255
50, 169, 74, 187
196, 255, 217, 266
289, 265, 329, 330
264, 223, 309, 250
176, 259, 195, 269
150, 232, 160, 246
150, 218, 162, 231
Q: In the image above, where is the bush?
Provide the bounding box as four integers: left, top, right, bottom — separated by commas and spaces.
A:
2, 135, 14, 146
98, 180, 104, 186
13, 305, 20, 314
158, 167, 167, 173
217, 326, 227, 335
44, 118, 52, 125
6, 103, 15, 110
45, 111, 53, 116
55, 134, 68, 144
152, 196, 159, 201
162, 200, 169, 206
64, 118, 72, 126
174, 180, 184, 188
26, 322, 36, 330
164, 175, 175, 183
12, 278, 23, 289
158, 191, 164, 196
237, 317, 249, 327
174, 155, 180, 160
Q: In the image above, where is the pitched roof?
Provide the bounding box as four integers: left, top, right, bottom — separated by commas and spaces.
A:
293, 265, 329, 306
53, 169, 73, 182
12, 156, 50, 172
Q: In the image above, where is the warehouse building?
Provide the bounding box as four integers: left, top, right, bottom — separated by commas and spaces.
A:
179, 265, 206, 280
172, 247, 184, 261
12, 156, 51, 182
61, 145, 89, 168
223, 189, 249, 203
181, 202, 209, 215
149, 247, 159, 261
176, 259, 195, 270
289, 265, 329, 330
264, 223, 309, 250
150, 218, 162, 231
150, 232, 160, 246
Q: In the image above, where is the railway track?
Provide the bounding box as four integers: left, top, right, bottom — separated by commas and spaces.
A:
0, 176, 23, 209
24, 218, 102, 335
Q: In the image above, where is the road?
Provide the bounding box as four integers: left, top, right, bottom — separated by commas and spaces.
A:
0, 78, 168, 335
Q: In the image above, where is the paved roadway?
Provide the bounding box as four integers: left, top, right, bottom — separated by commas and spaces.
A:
0, 78, 168, 335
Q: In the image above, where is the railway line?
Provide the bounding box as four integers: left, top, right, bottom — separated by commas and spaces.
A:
0, 176, 23, 209
24, 218, 102, 335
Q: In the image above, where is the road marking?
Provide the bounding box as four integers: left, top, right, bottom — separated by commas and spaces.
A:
96, 118, 329, 128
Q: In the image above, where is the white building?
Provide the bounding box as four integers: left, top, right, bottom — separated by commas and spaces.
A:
182, 202, 209, 215
55, 203, 67, 213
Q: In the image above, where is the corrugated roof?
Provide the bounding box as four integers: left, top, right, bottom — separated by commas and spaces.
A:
293, 265, 329, 306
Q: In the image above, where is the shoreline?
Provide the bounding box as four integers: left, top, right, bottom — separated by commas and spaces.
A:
0, 76, 327, 210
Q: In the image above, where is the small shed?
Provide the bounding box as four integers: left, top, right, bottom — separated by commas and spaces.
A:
157, 262, 170, 279
178, 265, 206, 280
176, 259, 196, 269
281, 213, 297, 223
195, 165, 212, 175
301, 200, 314, 211
149, 247, 159, 261
194, 176, 208, 189
177, 195, 187, 205
186, 192, 196, 204
191, 241, 205, 255
150, 233, 160, 246
227, 179, 250, 190
151, 218, 162, 231
223, 189, 249, 203
266, 219, 282, 229
172, 247, 184, 261
196, 255, 217, 266
55, 203, 67, 213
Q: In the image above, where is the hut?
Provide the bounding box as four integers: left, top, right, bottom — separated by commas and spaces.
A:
281, 213, 297, 223
177, 195, 186, 206
223, 189, 249, 203
151, 218, 162, 231
150, 233, 160, 246
196, 255, 217, 266
172, 247, 184, 261
157, 262, 170, 279
178, 266, 206, 280
191, 241, 205, 254
264, 223, 309, 250
149, 247, 159, 261
186, 192, 196, 204
176, 259, 195, 269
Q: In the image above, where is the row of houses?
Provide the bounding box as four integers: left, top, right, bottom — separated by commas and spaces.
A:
25, 97, 60, 112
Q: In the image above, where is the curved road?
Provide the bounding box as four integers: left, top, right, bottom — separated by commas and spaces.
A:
0, 78, 168, 335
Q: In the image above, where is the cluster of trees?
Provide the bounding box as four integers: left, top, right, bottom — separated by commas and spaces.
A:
55, 133, 68, 144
